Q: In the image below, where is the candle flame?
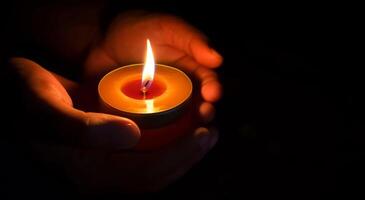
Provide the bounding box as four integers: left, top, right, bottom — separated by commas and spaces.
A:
141, 39, 155, 93
145, 99, 154, 113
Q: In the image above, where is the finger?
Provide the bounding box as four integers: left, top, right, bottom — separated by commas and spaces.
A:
173, 56, 222, 102
89, 126, 218, 192
83, 45, 119, 79
188, 37, 223, 68
9, 57, 141, 149
199, 102, 216, 123
153, 127, 217, 177
161, 16, 223, 68
151, 127, 218, 189
166, 127, 219, 182
195, 66, 222, 102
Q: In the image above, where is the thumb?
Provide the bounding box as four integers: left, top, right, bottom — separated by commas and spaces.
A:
9, 57, 140, 149
72, 111, 141, 149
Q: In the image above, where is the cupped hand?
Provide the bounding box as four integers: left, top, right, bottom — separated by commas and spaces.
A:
8, 11, 222, 193
10, 57, 218, 192
85, 11, 223, 120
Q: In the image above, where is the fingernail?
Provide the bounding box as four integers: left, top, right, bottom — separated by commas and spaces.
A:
88, 121, 140, 149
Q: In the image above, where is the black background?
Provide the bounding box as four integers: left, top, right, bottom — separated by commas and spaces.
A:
1, 0, 363, 199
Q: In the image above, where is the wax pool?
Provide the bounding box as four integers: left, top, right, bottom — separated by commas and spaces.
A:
121, 79, 166, 100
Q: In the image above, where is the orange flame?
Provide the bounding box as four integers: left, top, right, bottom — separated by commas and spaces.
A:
141, 39, 155, 93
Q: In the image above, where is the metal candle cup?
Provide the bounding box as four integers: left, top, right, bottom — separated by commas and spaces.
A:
98, 63, 193, 128
98, 39, 194, 150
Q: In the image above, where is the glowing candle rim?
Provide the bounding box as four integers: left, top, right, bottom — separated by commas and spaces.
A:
98, 63, 193, 116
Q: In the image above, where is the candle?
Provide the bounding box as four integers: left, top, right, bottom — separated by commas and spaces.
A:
98, 39, 194, 150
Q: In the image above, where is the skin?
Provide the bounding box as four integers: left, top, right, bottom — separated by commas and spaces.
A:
7, 3, 223, 193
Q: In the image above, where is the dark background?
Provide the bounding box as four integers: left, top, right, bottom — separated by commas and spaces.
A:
1, 1, 362, 199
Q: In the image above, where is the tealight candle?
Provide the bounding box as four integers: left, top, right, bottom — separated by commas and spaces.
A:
98, 39, 194, 150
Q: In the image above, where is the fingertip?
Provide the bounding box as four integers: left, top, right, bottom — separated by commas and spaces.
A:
87, 113, 141, 149
202, 81, 223, 102
199, 102, 215, 123
191, 38, 223, 68
194, 127, 218, 151
114, 117, 142, 141
194, 127, 210, 149
207, 48, 223, 68
106, 117, 141, 149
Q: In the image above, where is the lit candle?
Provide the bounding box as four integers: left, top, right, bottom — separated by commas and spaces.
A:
98, 39, 194, 150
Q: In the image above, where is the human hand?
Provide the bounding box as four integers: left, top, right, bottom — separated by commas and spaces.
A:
85, 11, 223, 121
8, 11, 222, 193
9, 57, 218, 192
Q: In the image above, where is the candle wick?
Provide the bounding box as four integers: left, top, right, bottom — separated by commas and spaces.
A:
142, 89, 147, 99
141, 80, 150, 93
141, 87, 147, 96
141, 80, 151, 99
